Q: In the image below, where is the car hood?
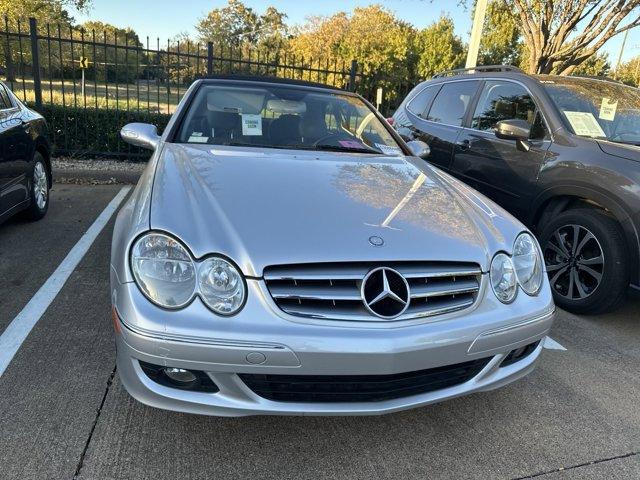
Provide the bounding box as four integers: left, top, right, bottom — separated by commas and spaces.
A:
597, 139, 640, 162
149, 144, 524, 277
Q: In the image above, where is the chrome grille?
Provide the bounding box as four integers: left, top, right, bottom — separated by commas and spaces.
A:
264, 262, 482, 322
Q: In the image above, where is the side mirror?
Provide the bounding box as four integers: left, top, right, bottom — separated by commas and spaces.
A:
495, 119, 531, 141
120, 123, 160, 151
495, 119, 533, 152
406, 140, 431, 159
396, 126, 414, 142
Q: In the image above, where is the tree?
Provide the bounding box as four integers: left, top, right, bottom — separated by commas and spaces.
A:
288, 13, 350, 63
0, 0, 88, 27
79, 21, 143, 83
572, 51, 611, 76
478, 0, 522, 66
511, 0, 640, 74
196, 0, 287, 49
289, 5, 415, 91
614, 55, 640, 85
336, 6, 415, 78
1, 0, 89, 81
415, 16, 466, 78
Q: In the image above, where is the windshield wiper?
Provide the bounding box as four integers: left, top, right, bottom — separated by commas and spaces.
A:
215, 141, 384, 154
310, 144, 383, 154
218, 142, 296, 150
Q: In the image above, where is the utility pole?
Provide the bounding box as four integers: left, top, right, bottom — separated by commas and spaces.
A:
615, 29, 629, 78
466, 0, 488, 68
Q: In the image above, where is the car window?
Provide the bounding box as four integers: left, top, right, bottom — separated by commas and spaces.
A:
0, 85, 13, 110
471, 81, 544, 139
406, 85, 440, 119
544, 78, 640, 145
426, 81, 479, 126
176, 84, 403, 155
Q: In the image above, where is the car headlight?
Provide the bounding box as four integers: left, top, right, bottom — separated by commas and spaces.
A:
130, 232, 246, 314
490, 253, 517, 303
513, 233, 543, 295
131, 232, 197, 309
198, 257, 246, 315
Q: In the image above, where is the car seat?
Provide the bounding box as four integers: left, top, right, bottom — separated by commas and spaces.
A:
269, 114, 302, 145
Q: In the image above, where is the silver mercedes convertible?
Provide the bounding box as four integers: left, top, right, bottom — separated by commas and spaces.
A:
111, 76, 555, 417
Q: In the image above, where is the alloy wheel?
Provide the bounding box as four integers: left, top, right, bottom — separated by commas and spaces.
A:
543, 224, 604, 300
33, 162, 48, 210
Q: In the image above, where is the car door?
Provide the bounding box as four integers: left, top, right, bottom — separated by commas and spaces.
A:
451, 80, 552, 219
0, 83, 30, 214
401, 80, 480, 170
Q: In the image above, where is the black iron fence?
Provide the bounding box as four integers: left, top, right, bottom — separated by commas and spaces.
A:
1, 17, 416, 159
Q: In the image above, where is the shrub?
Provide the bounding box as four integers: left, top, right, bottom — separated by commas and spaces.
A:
36, 104, 172, 160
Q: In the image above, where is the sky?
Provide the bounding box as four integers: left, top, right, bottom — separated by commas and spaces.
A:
67, 0, 640, 64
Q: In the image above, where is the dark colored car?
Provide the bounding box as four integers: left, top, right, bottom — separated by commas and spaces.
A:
393, 65, 640, 314
0, 81, 51, 224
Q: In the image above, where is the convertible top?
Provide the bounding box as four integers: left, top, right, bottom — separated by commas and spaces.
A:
199, 75, 350, 93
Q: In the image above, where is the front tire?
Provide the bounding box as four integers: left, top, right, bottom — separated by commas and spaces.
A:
22, 152, 50, 221
539, 208, 628, 314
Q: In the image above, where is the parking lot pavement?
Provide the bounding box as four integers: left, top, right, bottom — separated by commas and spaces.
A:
0, 183, 638, 480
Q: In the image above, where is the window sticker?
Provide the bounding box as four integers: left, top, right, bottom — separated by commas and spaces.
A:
375, 143, 402, 155
563, 111, 606, 137
241, 114, 262, 136
599, 97, 618, 121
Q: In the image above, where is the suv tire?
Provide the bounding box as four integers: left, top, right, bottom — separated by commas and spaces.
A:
539, 208, 628, 314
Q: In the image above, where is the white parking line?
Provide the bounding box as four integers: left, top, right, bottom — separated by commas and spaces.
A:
544, 336, 567, 351
0, 186, 131, 378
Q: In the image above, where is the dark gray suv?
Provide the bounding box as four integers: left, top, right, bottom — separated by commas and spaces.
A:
393, 65, 640, 314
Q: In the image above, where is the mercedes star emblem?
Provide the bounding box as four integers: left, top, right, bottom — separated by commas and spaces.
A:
361, 267, 410, 319
368, 235, 384, 247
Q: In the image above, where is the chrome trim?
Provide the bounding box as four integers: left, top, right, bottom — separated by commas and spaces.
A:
118, 314, 286, 350
410, 279, 479, 298
475, 308, 555, 337
264, 262, 483, 322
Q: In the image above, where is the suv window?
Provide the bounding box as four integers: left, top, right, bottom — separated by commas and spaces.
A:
426, 81, 479, 126
407, 85, 439, 119
0, 85, 13, 110
471, 80, 545, 138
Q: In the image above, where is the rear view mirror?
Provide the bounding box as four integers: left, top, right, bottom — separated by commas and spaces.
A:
406, 140, 431, 159
120, 123, 160, 151
495, 119, 531, 141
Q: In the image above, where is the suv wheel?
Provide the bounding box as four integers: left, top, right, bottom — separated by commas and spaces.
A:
539, 208, 628, 314
22, 152, 50, 221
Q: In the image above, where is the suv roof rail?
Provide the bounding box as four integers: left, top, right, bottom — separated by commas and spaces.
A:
432, 65, 524, 79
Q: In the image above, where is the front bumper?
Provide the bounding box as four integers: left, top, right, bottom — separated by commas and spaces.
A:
112, 273, 555, 417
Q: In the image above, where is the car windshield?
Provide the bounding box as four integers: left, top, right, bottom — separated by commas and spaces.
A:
543, 77, 640, 145
175, 82, 403, 155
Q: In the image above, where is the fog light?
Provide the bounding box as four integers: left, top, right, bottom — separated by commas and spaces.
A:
164, 367, 197, 385
139, 360, 219, 393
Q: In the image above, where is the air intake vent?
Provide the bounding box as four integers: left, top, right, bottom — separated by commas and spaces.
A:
240, 357, 492, 403
264, 261, 482, 321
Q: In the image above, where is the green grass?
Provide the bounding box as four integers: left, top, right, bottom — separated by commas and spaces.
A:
6, 76, 185, 113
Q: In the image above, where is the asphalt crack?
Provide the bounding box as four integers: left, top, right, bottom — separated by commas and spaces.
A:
512, 451, 639, 479
72, 364, 117, 479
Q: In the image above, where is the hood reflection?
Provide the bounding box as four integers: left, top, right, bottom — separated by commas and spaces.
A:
333, 162, 478, 243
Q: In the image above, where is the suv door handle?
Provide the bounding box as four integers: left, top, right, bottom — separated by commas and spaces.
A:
456, 139, 470, 150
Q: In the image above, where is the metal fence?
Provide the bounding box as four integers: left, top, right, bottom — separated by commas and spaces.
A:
1, 17, 415, 159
